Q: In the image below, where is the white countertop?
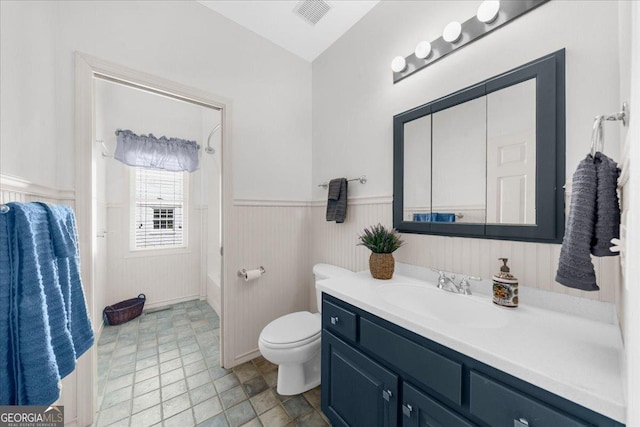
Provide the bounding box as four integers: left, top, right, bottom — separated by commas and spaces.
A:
317, 268, 626, 423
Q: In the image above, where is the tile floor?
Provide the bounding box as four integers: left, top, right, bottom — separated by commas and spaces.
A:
96, 300, 329, 427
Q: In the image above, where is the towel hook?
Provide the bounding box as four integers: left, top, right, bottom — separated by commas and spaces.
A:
0, 204, 9, 214
589, 102, 629, 158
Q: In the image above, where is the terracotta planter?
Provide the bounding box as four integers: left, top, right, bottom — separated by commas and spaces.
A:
369, 253, 395, 280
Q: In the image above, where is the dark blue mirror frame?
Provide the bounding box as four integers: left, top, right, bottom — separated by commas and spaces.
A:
393, 49, 565, 243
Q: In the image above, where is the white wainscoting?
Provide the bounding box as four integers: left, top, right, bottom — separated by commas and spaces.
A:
311, 198, 621, 309
0, 174, 80, 427
224, 204, 312, 365
105, 205, 203, 309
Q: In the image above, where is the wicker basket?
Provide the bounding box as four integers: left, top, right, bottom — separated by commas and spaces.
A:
103, 294, 146, 326
369, 253, 395, 280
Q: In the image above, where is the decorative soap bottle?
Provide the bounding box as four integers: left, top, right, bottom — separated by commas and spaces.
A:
492, 258, 519, 308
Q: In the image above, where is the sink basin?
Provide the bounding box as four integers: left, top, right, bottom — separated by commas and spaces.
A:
377, 283, 509, 329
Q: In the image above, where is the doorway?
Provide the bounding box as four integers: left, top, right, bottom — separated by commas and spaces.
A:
75, 53, 231, 426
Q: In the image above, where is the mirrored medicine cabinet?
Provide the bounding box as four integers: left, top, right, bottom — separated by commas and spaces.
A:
393, 49, 566, 243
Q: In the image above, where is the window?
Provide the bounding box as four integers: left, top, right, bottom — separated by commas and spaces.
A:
132, 167, 187, 250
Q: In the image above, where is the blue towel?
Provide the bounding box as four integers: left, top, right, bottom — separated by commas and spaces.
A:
0, 208, 16, 404
38, 203, 94, 358
0, 202, 94, 405
412, 213, 456, 223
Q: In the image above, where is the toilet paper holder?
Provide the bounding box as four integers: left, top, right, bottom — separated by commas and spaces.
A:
237, 266, 266, 279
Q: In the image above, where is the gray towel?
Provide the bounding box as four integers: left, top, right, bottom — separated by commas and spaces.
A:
591, 153, 621, 256
556, 153, 620, 291
326, 178, 348, 223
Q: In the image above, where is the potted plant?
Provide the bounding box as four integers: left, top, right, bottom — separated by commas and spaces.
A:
358, 223, 405, 280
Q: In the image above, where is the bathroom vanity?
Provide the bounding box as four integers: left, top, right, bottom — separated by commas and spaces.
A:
318, 268, 625, 426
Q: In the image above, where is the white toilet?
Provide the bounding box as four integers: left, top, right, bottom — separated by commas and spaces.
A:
258, 263, 352, 395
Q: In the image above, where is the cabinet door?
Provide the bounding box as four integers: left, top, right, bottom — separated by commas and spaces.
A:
402, 382, 475, 427
322, 330, 399, 427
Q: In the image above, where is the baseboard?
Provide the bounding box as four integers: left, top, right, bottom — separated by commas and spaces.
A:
227, 348, 261, 369
64, 417, 78, 427
143, 295, 201, 310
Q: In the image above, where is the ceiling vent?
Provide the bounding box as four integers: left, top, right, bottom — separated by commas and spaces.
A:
294, 0, 331, 26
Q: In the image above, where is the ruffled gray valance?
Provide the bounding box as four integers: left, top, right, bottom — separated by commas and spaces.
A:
114, 129, 200, 172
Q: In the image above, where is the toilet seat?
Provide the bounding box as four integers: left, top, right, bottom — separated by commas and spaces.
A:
260, 311, 321, 349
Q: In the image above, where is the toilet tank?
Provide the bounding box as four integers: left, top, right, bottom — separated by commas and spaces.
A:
313, 264, 352, 313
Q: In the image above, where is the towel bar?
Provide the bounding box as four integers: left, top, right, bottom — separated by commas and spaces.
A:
318, 175, 367, 189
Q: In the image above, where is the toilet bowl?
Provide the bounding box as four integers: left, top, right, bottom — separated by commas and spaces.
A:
258, 264, 352, 395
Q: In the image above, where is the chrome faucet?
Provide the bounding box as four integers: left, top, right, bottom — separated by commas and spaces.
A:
431, 269, 481, 295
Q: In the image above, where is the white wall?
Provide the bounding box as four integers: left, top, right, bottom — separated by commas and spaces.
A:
95, 78, 220, 310
0, 0, 312, 200
0, 1, 58, 185
311, 0, 624, 306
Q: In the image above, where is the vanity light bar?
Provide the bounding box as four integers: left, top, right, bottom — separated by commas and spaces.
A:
392, 0, 549, 84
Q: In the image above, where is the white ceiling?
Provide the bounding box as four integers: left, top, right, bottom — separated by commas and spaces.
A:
198, 1, 380, 62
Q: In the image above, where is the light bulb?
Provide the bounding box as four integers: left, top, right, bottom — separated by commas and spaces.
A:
477, 0, 500, 24
391, 56, 407, 73
442, 21, 462, 43
414, 41, 432, 60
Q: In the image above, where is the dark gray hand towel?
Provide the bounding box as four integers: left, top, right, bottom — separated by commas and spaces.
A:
591, 153, 621, 256
556, 155, 599, 291
326, 178, 348, 223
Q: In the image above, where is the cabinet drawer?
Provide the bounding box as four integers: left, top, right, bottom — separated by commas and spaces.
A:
360, 317, 462, 406
322, 299, 357, 342
469, 371, 589, 427
402, 382, 474, 427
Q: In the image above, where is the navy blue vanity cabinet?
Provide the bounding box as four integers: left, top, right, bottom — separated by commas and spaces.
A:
321, 293, 624, 427
322, 331, 399, 427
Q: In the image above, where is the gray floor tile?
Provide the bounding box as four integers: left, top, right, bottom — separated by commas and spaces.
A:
225, 401, 256, 427
159, 348, 181, 363
302, 388, 320, 409
164, 409, 196, 427
194, 397, 224, 424
197, 412, 229, 427
159, 340, 178, 353
184, 359, 208, 377
258, 405, 290, 427
134, 376, 160, 397
294, 410, 328, 427
136, 346, 157, 360
96, 401, 130, 427
242, 376, 268, 398
161, 357, 183, 374
130, 404, 162, 426
250, 389, 279, 415
105, 373, 134, 394
132, 389, 161, 414
109, 363, 135, 379
183, 351, 204, 366
220, 386, 248, 409
187, 370, 212, 390
214, 373, 240, 393
112, 353, 136, 368
97, 301, 326, 427
161, 367, 186, 387
136, 355, 158, 371
162, 379, 189, 401
163, 392, 192, 419
101, 385, 132, 409
190, 382, 218, 405
135, 365, 159, 383
233, 363, 260, 383
209, 366, 232, 380
282, 396, 312, 420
